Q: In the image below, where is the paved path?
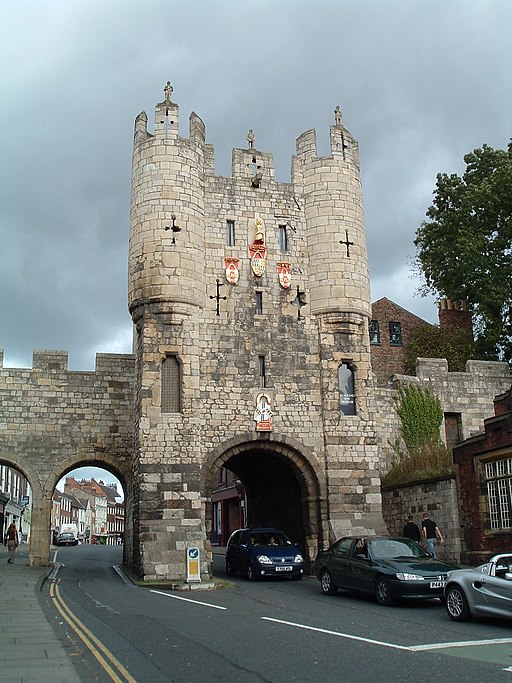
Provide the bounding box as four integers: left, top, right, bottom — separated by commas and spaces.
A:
0, 543, 81, 682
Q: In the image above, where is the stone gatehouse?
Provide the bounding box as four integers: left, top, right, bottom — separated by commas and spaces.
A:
0, 87, 510, 581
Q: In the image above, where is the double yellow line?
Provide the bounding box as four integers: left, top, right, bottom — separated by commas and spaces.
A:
50, 580, 137, 683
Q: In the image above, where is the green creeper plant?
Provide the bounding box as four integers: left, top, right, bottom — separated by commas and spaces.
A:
395, 384, 443, 452
382, 384, 452, 485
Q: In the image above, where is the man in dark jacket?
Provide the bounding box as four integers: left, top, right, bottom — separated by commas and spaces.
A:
402, 514, 421, 542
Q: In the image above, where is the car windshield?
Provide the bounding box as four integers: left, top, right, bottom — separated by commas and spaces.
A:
249, 532, 291, 547
370, 539, 429, 559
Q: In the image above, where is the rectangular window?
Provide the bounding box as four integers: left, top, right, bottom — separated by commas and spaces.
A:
485, 457, 512, 530
258, 355, 266, 388
255, 291, 263, 314
389, 321, 403, 346
279, 225, 288, 252
161, 355, 181, 413
369, 320, 380, 344
226, 220, 235, 247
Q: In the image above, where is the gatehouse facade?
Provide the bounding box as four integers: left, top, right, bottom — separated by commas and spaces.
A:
1, 87, 510, 580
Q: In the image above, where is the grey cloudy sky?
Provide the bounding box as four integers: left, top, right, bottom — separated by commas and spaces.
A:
1, 0, 511, 372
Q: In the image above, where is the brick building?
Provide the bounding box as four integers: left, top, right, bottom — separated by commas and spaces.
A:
453, 386, 512, 563
370, 297, 431, 387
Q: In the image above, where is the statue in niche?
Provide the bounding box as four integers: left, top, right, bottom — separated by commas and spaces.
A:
254, 392, 273, 431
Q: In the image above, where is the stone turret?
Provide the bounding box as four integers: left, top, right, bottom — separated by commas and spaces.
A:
292, 108, 370, 321
128, 86, 207, 317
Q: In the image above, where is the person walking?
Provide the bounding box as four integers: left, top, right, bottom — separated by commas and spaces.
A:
421, 513, 444, 558
402, 514, 421, 543
4, 522, 19, 564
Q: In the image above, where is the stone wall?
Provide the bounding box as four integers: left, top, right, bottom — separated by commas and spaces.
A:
382, 476, 461, 563
376, 358, 511, 473
0, 349, 135, 566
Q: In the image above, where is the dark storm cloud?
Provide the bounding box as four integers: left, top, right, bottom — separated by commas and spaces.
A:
1, 0, 510, 369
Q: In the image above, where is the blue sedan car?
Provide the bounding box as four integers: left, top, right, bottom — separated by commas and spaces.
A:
226, 528, 304, 581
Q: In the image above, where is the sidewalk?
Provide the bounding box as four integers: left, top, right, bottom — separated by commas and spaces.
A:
0, 543, 81, 683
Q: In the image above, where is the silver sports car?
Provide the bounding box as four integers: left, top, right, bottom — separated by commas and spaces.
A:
445, 553, 512, 621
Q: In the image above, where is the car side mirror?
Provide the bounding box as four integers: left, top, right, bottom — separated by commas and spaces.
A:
355, 553, 368, 560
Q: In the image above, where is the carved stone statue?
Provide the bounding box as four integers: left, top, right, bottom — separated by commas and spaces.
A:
334, 105, 342, 126
164, 81, 173, 102
247, 129, 255, 148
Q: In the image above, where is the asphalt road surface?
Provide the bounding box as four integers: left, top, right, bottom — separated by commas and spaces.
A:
41, 544, 512, 682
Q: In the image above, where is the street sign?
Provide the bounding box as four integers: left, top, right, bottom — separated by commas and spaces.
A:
186, 547, 201, 583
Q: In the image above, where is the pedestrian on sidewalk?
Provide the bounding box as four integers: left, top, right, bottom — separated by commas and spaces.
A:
402, 514, 421, 543
4, 522, 19, 563
421, 513, 444, 558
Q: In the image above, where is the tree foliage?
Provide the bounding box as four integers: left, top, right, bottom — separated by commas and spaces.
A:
414, 142, 512, 363
404, 323, 478, 374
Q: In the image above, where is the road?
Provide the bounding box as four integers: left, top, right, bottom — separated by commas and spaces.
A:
41, 544, 512, 682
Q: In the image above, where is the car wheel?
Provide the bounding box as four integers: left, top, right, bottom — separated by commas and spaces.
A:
247, 563, 258, 581
320, 569, 338, 595
226, 559, 235, 577
445, 584, 472, 621
375, 576, 394, 606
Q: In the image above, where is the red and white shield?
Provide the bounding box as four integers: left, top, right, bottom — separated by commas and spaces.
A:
249, 243, 267, 277
224, 257, 240, 285
277, 261, 291, 289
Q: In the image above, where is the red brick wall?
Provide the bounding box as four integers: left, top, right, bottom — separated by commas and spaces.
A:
370, 298, 432, 387
453, 391, 512, 562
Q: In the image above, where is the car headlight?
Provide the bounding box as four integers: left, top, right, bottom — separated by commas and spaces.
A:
294, 554, 304, 563
396, 572, 425, 581
256, 555, 273, 565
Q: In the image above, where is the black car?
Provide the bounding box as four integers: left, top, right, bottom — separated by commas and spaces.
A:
226, 528, 304, 581
314, 536, 458, 605
57, 532, 78, 546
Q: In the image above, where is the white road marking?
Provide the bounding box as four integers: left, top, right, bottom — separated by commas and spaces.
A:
411, 637, 512, 651
261, 617, 410, 650
150, 589, 227, 610
262, 616, 512, 657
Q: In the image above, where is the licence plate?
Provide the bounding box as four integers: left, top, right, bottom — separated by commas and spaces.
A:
430, 581, 445, 588
275, 566, 293, 572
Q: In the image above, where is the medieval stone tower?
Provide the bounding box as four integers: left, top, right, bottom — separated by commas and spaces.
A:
128, 86, 386, 581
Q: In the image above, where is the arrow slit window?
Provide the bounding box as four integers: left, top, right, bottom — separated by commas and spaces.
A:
279, 225, 288, 252
226, 220, 235, 246
339, 362, 356, 415
161, 355, 182, 413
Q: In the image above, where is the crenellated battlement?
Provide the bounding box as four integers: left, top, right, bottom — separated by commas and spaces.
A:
0, 349, 135, 377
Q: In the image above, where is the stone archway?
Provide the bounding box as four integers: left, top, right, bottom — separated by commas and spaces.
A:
6, 449, 132, 568
202, 432, 328, 569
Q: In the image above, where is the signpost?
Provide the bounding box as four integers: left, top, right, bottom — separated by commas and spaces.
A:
186, 547, 201, 583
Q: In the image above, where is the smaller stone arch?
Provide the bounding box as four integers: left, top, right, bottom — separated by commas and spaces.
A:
23, 447, 132, 568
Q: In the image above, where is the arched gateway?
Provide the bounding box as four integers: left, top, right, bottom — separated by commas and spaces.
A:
203, 434, 328, 568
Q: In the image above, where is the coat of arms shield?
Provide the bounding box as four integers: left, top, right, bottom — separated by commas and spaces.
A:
224, 257, 240, 285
